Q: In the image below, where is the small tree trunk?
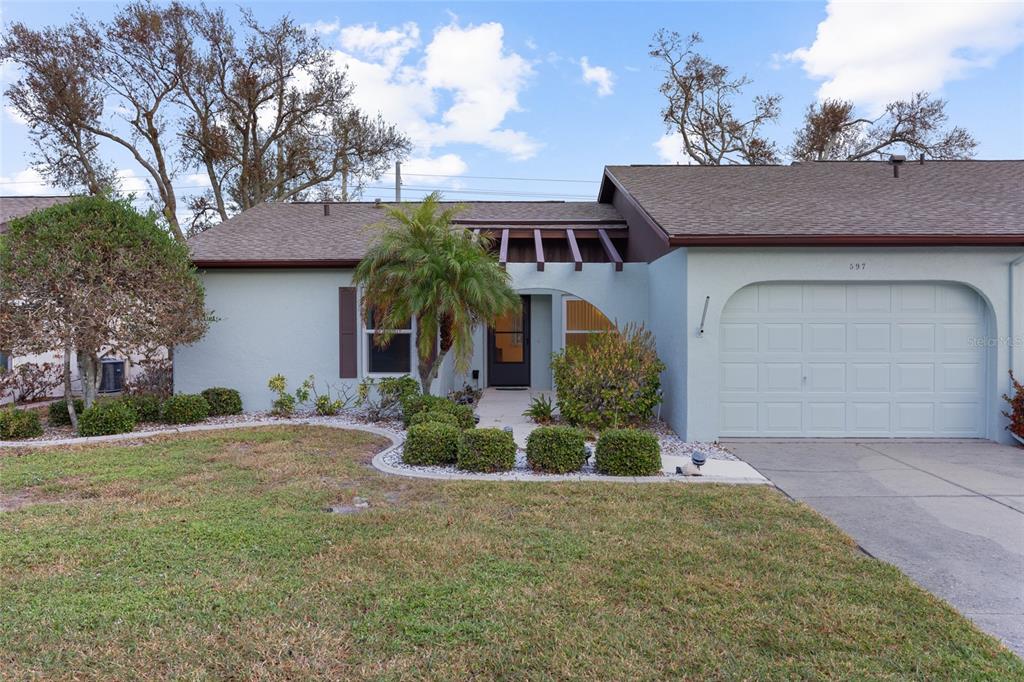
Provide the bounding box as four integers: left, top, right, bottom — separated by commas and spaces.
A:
78, 352, 101, 408
63, 347, 78, 431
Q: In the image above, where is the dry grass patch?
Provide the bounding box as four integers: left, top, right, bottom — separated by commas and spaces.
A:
0, 425, 1020, 680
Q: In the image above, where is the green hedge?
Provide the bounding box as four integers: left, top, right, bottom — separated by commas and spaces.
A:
408, 410, 461, 428
595, 429, 661, 476
0, 408, 43, 440
402, 395, 475, 429
201, 387, 243, 416
459, 428, 516, 472
78, 400, 137, 437
526, 426, 588, 474
161, 394, 210, 424
48, 398, 84, 426
403, 422, 463, 466
122, 394, 162, 422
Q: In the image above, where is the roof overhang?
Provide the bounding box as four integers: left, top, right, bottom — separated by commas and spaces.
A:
192, 258, 361, 268
667, 234, 1024, 247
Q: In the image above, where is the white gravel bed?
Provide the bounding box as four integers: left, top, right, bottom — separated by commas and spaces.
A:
0, 409, 404, 448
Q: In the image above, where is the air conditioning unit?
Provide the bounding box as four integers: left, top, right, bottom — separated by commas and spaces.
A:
99, 358, 126, 393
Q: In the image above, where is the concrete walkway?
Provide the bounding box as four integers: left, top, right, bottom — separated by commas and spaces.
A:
475, 387, 553, 447
726, 438, 1024, 657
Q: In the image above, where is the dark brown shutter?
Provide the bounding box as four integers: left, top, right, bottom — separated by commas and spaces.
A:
339, 287, 358, 378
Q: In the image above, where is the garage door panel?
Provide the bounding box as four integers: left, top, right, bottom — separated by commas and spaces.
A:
720, 282, 987, 438
851, 324, 891, 352
895, 403, 935, 432
806, 363, 845, 392
806, 402, 846, 432
761, 402, 802, 432
760, 285, 803, 313
895, 285, 937, 313
895, 324, 936, 353
805, 285, 846, 313
851, 363, 891, 392
721, 323, 758, 352
894, 363, 935, 392
721, 363, 757, 392
762, 324, 802, 352
851, 403, 891, 432
806, 324, 846, 353
761, 363, 802, 391
848, 285, 892, 313
720, 402, 758, 433
941, 286, 983, 314
942, 363, 981, 392
941, 324, 980, 351
939, 403, 982, 434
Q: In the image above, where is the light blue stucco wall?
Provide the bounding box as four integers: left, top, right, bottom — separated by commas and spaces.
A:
647, 248, 688, 437
175, 269, 360, 411
530, 295, 553, 389
683, 246, 1024, 444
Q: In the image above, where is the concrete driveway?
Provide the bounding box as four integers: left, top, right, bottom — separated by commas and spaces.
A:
724, 439, 1024, 656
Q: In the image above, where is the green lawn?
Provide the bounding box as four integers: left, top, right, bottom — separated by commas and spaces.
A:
0, 426, 1020, 680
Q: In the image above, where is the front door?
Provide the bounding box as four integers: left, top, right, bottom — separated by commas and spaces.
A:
488, 296, 531, 386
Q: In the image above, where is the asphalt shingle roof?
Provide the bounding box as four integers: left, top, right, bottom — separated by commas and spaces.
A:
604, 161, 1023, 241
188, 201, 624, 264
0, 195, 73, 233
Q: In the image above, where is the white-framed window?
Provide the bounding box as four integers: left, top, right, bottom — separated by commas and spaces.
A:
563, 297, 614, 349
363, 307, 414, 376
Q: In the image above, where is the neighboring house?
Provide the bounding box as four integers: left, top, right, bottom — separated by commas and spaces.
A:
0, 195, 151, 403
177, 160, 1024, 444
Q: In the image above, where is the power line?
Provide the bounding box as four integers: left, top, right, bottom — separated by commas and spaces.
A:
401, 172, 600, 184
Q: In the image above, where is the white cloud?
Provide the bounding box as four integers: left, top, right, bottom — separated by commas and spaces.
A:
0, 168, 59, 195
653, 132, 695, 165
788, 0, 1024, 111
580, 56, 614, 97
332, 19, 539, 161
379, 153, 469, 195
304, 19, 341, 36
5, 105, 27, 126
114, 169, 150, 195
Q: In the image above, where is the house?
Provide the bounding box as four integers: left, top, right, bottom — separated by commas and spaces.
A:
0, 195, 151, 403
176, 160, 1024, 444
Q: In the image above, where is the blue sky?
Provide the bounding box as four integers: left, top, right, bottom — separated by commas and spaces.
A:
1, 1, 1023, 208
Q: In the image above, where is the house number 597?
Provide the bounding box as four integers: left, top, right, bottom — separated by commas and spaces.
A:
849, 262, 867, 271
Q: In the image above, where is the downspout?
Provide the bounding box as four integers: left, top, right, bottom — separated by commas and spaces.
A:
1011, 255, 1024, 375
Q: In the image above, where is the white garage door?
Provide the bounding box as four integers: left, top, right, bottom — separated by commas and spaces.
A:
719, 283, 988, 437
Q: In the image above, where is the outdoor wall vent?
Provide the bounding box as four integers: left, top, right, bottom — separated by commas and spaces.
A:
889, 154, 906, 178
323, 203, 330, 217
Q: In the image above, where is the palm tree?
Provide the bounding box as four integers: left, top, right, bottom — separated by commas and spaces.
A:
354, 192, 521, 395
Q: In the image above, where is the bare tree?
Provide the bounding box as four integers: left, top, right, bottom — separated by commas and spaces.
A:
650, 30, 781, 165
4, 3, 409, 238
179, 7, 410, 216
790, 93, 977, 161
0, 25, 117, 195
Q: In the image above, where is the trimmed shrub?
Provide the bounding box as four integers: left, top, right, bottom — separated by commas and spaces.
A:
0, 408, 43, 440
403, 422, 463, 466
122, 394, 162, 422
551, 322, 665, 430
201, 387, 243, 416
403, 395, 475, 430
408, 410, 461, 428
526, 426, 588, 474
459, 428, 516, 472
78, 400, 136, 437
161, 393, 210, 424
48, 398, 85, 426
595, 429, 661, 477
